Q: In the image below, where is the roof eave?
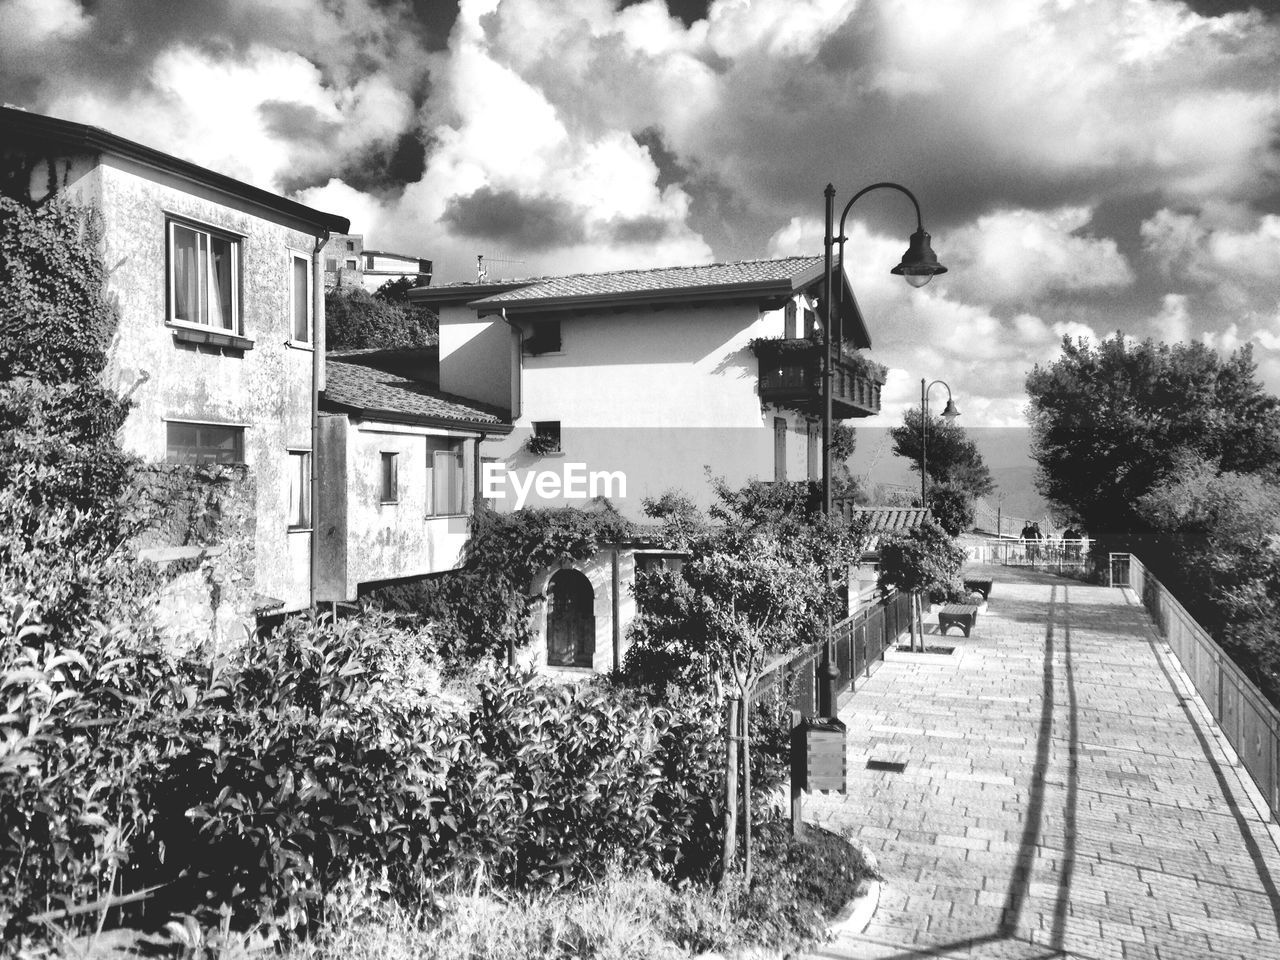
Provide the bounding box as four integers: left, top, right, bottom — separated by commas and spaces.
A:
321, 398, 514, 434
472, 277, 801, 314
3, 108, 349, 235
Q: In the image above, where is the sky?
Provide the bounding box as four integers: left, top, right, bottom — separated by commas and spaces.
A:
3, 0, 1279, 435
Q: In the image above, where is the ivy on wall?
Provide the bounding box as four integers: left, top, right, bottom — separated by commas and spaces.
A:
371, 504, 634, 664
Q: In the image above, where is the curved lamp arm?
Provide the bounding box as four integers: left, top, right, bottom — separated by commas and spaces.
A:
921, 378, 958, 506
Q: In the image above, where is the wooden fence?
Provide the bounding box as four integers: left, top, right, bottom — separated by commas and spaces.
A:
1115, 553, 1280, 821
750, 589, 912, 713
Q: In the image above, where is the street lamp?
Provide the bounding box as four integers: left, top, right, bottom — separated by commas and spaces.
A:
822, 182, 947, 516
816, 183, 947, 720
920, 379, 960, 507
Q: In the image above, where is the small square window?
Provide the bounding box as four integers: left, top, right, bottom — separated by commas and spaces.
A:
166, 421, 244, 465
169, 220, 240, 332
380, 451, 399, 503
346, 240, 355, 252
291, 254, 311, 343
525, 319, 561, 355
287, 450, 310, 528
345, 259, 357, 270
325, 258, 338, 272
530, 421, 561, 454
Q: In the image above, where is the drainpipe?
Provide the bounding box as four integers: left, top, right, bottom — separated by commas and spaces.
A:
310, 230, 329, 612
498, 308, 522, 421
612, 548, 621, 670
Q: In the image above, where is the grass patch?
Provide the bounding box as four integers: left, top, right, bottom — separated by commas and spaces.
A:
282, 823, 881, 960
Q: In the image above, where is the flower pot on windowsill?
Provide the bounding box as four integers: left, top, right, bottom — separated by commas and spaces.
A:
525, 435, 561, 456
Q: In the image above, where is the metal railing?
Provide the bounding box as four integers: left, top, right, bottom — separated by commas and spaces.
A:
970, 538, 1094, 575
1112, 553, 1280, 821
750, 589, 912, 712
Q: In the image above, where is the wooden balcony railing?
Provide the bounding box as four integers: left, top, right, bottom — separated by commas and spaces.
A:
752, 339, 883, 418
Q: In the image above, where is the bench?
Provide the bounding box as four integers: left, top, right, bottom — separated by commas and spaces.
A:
963, 578, 993, 601
938, 603, 980, 637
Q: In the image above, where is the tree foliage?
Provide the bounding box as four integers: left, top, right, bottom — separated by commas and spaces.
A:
1025, 333, 1280, 537
623, 479, 864, 694
877, 517, 967, 598
927, 481, 976, 537
0, 195, 141, 629
325, 284, 436, 350
1136, 458, 1280, 700
889, 407, 994, 498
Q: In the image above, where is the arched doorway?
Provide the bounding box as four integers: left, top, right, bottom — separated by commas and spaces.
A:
546, 569, 595, 667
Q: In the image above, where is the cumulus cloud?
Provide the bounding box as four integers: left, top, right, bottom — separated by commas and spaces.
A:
943, 207, 1134, 306
4, 0, 1280, 427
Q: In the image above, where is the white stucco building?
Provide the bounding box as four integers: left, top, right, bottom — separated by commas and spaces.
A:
410, 257, 885, 520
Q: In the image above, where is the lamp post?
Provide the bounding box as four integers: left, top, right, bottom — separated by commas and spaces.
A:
822, 183, 946, 515
920, 379, 960, 508
817, 183, 947, 719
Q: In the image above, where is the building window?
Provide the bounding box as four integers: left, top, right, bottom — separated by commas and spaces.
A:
773, 417, 787, 482
325, 258, 338, 272
345, 259, 357, 270
803, 308, 816, 338
807, 421, 819, 481
525, 319, 561, 355
287, 450, 310, 529
530, 420, 561, 454
345, 240, 355, 252
291, 254, 311, 342
784, 301, 797, 339
427, 438, 466, 516
166, 421, 244, 465
380, 452, 399, 503
169, 221, 239, 332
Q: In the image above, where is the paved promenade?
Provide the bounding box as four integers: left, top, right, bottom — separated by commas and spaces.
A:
803, 564, 1280, 960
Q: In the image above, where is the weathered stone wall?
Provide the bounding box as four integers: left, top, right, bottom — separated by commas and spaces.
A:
132, 463, 258, 651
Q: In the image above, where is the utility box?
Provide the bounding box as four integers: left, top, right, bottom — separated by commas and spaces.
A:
791, 716, 847, 793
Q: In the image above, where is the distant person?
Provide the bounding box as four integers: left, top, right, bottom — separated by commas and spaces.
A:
1029, 522, 1044, 562
1019, 522, 1036, 564
1063, 526, 1080, 560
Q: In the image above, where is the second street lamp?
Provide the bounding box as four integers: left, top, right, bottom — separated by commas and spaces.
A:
817, 183, 947, 720
920, 379, 960, 507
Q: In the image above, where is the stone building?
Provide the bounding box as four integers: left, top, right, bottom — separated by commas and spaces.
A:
1, 106, 348, 646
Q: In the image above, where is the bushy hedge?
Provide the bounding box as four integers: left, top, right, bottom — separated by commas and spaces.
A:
0, 603, 726, 945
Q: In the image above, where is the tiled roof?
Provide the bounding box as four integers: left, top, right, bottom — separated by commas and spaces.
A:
471, 256, 825, 306
843, 506, 933, 534
323, 359, 509, 428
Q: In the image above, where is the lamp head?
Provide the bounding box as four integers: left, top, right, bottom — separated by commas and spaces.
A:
941, 398, 960, 420
891, 227, 947, 288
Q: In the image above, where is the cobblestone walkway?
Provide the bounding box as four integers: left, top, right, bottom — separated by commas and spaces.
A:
802, 564, 1280, 960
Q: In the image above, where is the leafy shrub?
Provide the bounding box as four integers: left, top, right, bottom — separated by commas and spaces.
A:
878, 517, 967, 600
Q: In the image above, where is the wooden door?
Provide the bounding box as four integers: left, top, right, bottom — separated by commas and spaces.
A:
547, 569, 595, 667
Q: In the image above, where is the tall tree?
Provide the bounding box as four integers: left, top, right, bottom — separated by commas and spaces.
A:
889, 407, 995, 498
1025, 333, 1280, 538
325, 285, 436, 350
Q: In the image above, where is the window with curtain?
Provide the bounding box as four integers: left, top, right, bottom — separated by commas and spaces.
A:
426, 438, 466, 516
287, 451, 310, 528
291, 255, 310, 342
169, 221, 239, 332
166, 421, 244, 465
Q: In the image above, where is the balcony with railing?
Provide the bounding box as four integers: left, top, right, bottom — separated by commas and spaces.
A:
751, 338, 884, 418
